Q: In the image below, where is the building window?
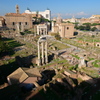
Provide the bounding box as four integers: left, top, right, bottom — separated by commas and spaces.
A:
67, 27, 69, 30
12, 22, 15, 25
25, 22, 27, 25
46, 14, 48, 18
19, 22, 21, 25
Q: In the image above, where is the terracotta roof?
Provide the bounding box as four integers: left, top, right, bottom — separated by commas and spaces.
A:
22, 77, 38, 84
22, 13, 30, 15
25, 68, 42, 77
5, 13, 24, 17
7, 68, 28, 84
7, 67, 42, 85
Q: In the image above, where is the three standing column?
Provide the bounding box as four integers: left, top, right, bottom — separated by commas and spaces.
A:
37, 41, 48, 66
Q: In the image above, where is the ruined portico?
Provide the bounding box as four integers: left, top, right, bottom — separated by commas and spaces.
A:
37, 24, 47, 35
37, 36, 48, 66
37, 35, 55, 66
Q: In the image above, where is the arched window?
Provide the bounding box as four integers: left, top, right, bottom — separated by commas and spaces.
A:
46, 14, 48, 18
25, 22, 27, 25
67, 27, 69, 30
19, 22, 21, 25
12, 22, 15, 25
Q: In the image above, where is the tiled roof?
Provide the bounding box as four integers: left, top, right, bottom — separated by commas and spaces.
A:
25, 68, 42, 77
7, 67, 42, 85
7, 68, 28, 84
5, 13, 24, 17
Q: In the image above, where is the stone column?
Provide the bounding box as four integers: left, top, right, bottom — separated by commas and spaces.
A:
21, 22, 24, 32
38, 42, 41, 66
16, 23, 20, 34
45, 28, 47, 35
39, 28, 40, 35
44, 28, 46, 35
45, 41, 48, 63
37, 26, 39, 35
41, 42, 44, 65
7, 77, 12, 85
41, 28, 42, 35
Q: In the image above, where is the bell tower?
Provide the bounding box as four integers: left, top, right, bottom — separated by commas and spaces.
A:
16, 5, 20, 14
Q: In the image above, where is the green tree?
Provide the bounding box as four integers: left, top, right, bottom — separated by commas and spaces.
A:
91, 27, 97, 31
67, 21, 71, 23
0, 41, 6, 53
78, 25, 85, 30
83, 23, 91, 26
74, 22, 79, 29
85, 25, 90, 31
55, 34, 61, 40
51, 33, 61, 40
0, 35, 8, 53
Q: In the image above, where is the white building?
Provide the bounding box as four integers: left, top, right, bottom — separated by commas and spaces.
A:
25, 8, 51, 20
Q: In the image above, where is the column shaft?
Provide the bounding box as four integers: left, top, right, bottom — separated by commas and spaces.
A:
37, 26, 39, 35
45, 28, 47, 35
45, 41, 48, 63
38, 42, 41, 66
41, 42, 44, 65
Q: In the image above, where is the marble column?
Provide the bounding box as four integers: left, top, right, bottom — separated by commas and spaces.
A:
21, 22, 24, 32
38, 42, 41, 66
44, 28, 46, 35
45, 41, 48, 63
45, 28, 47, 35
41, 42, 44, 65
16, 23, 20, 34
37, 26, 39, 35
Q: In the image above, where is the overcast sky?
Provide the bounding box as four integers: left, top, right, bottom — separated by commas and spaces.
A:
0, 0, 100, 18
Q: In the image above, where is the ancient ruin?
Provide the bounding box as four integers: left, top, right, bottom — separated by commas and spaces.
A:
37, 35, 55, 66
37, 24, 48, 35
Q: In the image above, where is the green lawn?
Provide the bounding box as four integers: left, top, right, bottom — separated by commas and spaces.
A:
50, 41, 69, 50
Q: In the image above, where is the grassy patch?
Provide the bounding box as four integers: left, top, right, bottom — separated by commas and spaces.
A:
2, 58, 15, 65
88, 57, 95, 61
0, 38, 23, 57
51, 41, 69, 50
55, 74, 63, 78
71, 54, 80, 59
68, 64, 78, 71
81, 67, 99, 78
68, 66, 75, 71
92, 60, 100, 68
